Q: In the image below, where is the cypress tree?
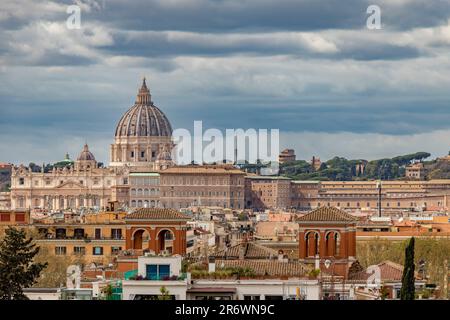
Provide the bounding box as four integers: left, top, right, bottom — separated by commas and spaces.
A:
400, 237, 415, 300
0, 227, 47, 300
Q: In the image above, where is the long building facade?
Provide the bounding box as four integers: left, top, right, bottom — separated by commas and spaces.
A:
246, 177, 450, 212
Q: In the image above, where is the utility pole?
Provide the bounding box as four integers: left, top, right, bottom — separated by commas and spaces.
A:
376, 180, 382, 217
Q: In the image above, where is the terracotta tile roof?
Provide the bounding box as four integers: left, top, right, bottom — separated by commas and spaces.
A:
214, 242, 279, 259
394, 220, 417, 227
215, 259, 308, 277
126, 208, 190, 220
296, 206, 357, 222
350, 260, 419, 282
261, 244, 299, 259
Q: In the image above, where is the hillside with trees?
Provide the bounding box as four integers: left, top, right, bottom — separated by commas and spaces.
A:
279, 152, 432, 181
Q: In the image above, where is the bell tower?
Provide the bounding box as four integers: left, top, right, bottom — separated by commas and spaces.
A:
297, 206, 357, 278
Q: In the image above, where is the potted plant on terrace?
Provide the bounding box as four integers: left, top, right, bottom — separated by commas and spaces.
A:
308, 269, 321, 279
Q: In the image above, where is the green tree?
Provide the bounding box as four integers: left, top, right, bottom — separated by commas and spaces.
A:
0, 227, 47, 300
356, 237, 450, 298
400, 237, 415, 300
102, 284, 113, 300
158, 286, 172, 300
348, 260, 364, 279
379, 286, 389, 300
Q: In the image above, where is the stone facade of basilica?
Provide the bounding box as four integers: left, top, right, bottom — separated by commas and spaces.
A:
10, 79, 174, 211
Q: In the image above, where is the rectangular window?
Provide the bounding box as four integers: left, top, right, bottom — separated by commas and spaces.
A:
73, 247, 86, 255
111, 246, 122, 255
15, 213, 25, 222
145, 264, 170, 280
131, 151, 134, 158
93, 247, 103, 255
111, 229, 122, 239
19, 178, 24, 185
95, 228, 101, 239
141, 151, 145, 158
55, 247, 67, 255
0, 214, 11, 222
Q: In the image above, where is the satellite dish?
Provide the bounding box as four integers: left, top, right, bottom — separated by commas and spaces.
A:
324, 259, 332, 269
66, 265, 81, 289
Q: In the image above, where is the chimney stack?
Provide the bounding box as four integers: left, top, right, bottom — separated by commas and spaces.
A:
208, 256, 216, 273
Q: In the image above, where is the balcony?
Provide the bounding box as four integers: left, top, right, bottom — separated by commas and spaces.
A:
38, 234, 125, 241
127, 273, 187, 281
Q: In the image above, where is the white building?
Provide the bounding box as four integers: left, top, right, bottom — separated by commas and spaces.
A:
120, 255, 321, 300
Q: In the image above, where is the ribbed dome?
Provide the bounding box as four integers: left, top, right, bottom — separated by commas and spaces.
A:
115, 78, 172, 137
77, 144, 96, 161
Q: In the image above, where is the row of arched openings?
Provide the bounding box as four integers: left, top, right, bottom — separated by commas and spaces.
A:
132, 228, 175, 252
304, 231, 341, 257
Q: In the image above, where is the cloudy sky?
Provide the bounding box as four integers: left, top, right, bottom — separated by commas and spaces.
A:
1, 0, 450, 165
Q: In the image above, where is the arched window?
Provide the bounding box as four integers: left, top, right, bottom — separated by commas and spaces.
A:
131, 200, 136, 207
305, 231, 319, 257
335, 233, 340, 256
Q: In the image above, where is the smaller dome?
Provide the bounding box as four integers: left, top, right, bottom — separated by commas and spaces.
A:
77, 144, 96, 161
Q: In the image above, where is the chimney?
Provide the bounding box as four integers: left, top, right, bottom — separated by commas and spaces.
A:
208, 256, 216, 273
239, 242, 247, 260
278, 250, 287, 263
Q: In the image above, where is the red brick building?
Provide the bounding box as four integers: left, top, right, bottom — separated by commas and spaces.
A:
297, 207, 357, 278
124, 208, 190, 255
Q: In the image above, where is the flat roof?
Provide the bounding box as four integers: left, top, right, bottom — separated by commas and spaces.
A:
291, 180, 321, 184
245, 175, 291, 180
23, 288, 63, 293
187, 287, 236, 293
129, 172, 160, 177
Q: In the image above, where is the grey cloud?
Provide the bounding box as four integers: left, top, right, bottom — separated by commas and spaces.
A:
100, 30, 421, 61
1, 1, 450, 164
88, 0, 450, 32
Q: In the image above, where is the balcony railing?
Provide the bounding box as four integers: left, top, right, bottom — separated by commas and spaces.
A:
127, 273, 187, 281
38, 235, 125, 241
